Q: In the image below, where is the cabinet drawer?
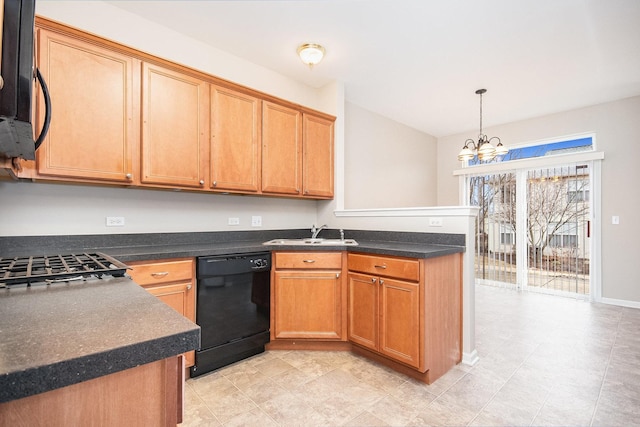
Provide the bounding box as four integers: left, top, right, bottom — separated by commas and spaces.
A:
128, 259, 194, 285
347, 253, 419, 282
274, 252, 342, 269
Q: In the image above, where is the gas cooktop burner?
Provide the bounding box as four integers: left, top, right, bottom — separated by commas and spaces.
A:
0, 252, 129, 287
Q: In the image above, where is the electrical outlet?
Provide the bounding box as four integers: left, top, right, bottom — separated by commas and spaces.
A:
429, 217, 443, 227
251, 216, 262, 227
106, 216, 125, 227
228, 217, 240, 226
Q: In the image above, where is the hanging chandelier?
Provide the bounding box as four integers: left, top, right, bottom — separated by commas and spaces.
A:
458, 89, 508, 162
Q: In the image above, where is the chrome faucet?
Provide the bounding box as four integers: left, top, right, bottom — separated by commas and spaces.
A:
311, 224, 328, 239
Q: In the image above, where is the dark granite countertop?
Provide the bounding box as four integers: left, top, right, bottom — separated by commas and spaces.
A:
0, 229, 464, 262
101, 240, 464, 262
0, 276, 200, 403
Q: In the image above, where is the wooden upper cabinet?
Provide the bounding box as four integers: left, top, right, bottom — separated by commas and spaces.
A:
210, 85, 261, 193
141, 62, 209, 189
35, 28, 138, 183
261, 101, 302, 196
27, 18, 335, 200
302, 113, 334, 198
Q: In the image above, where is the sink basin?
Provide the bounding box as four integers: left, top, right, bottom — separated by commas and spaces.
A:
263, 238, 358, 246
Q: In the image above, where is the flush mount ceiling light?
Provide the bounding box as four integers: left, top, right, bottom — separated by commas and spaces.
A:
297, 43, 325, 68
458, 89, 508, 162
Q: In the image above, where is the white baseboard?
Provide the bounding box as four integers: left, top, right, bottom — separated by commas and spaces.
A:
599, 297, 640, 309
461, 350, 479, 366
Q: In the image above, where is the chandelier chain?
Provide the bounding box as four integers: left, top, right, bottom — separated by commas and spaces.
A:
479, 90, 483, 137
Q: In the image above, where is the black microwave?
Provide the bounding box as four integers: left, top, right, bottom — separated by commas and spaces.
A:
0, 0, 50, 160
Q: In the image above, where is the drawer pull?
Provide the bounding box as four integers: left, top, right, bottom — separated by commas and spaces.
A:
336, 273, 340, 278
380, 279, 385, 285
186, 284, 192, 290
371, 278, 377, 283
150, 272, 169, 278
374, 264, 387, 269
303, 259, 316, 263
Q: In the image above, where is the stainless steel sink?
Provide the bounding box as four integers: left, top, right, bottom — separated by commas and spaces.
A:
263, 238, 358, 246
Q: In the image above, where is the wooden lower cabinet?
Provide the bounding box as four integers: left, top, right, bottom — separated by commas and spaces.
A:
0, 356, 184, 427
349, 272, 420, 367
271, 252, 347, 342
348, 252, 462, 383
127, 258, 196, 367
348, 272, 421, 369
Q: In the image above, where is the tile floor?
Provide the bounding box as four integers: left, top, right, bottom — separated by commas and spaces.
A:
182, 285, 640, 426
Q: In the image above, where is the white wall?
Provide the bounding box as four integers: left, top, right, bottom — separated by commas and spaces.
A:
437, 96, 640, 304
343, 102, 437, 209
0, 181, 318, 236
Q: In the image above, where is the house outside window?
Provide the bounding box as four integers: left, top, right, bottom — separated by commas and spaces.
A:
548, 222, 578, 248
568, 179, 589, 203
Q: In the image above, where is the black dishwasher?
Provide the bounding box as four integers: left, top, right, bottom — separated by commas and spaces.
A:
190, 252, 271, 377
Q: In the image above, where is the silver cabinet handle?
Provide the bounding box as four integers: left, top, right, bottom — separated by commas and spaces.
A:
213, 181, 217, 187
336, 273, 340, 278
371, 278, 377, 283
374, 264, 387, 269
125, 173, 133, 180
199, 180, 205, 185
150, 272, 169, 278
380, 279, 384, 285
186, 284, 192, 290
303, 259, 316, 263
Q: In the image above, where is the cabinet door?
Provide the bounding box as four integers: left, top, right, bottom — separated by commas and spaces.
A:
261, 101, 301, 195
144, 282, 195, 368
302, 113, 334, 198
274, 270, 342, 339
35, 29, 138, 183
141, 62, 209, 189
347, 272, 378, 351
128, 258, 196, 368
210, 85, 261, 192
144, 282, 194, 321
379, 278, 420, 369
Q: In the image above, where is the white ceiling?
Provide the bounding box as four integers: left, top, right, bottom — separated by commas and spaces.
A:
107, 0, 640, 137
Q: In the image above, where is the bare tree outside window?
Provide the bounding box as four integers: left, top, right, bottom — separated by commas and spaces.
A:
470, 164, 590, 295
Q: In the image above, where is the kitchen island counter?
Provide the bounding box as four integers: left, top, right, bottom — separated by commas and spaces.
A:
0, 276, 200, 403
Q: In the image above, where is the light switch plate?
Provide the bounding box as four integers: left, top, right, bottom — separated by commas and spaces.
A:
251, 216, 262, 227
228, 217, 240, 225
